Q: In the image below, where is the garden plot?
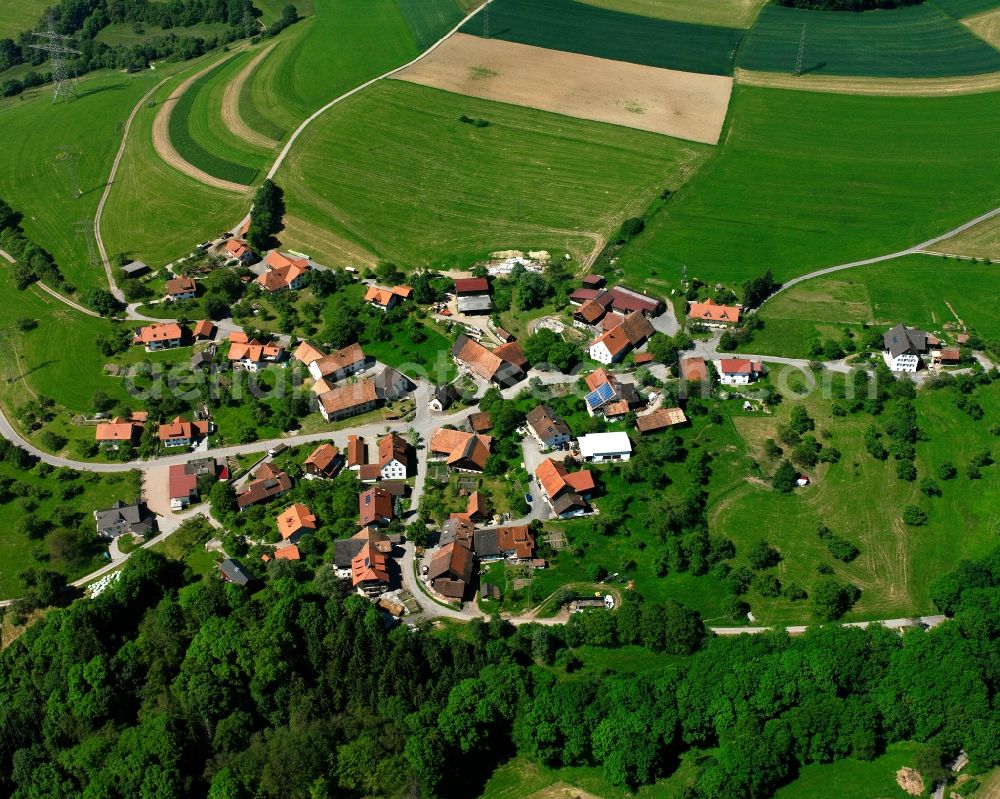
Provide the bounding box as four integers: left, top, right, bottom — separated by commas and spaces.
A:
393, 34, 733, 144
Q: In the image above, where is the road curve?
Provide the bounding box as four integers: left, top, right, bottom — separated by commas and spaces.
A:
94, 73, 175, 303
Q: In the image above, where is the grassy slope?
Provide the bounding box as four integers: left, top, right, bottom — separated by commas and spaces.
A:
0, 0, 50, 39
773, 742, 922, 799
740, 3, 1000, 77
102, 65, 249, 269
278, 81, 710, 269
461, 0, 745, 76
0, 463, 138, 597
936, 213, 1000, 258
95, 21, 232, 46
243, 0, 420, 132
396, 0, 465, 48
182, 48, 272, 174
253, 0, 316, 24
752, 255, 1000, 357
615, 86, 1000, 290
573, 0, 766, 27
933, 0, 1000, 17
0, 72, 152, 293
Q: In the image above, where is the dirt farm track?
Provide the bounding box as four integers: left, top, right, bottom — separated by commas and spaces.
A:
392, 33, 733, 145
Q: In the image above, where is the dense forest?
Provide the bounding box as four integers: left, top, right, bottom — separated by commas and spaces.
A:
0, 0, 298, 98
774, 0, 924, 10
0, 539, 996, 799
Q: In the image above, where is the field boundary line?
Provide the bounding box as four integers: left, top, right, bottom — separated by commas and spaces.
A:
765, 203, 1000, 303
735, 66, 1000, 96
262, 0, 492, 184
221, 42, 281, 149
151, 50, 254, 194
0, 248, 101, 317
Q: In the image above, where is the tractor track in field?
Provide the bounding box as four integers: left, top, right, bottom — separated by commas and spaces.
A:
736, 66, 1000, 96
151, 49, 254, 194
220, 42, 281, 149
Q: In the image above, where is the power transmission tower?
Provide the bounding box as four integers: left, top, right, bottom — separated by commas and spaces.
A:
30, 19, 81, 103
794, 24, 807, 77
56, 146, 81, 198
75, 220, 99, 272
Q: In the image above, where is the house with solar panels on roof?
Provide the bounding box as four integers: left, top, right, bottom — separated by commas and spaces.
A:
583, 369, 642, 420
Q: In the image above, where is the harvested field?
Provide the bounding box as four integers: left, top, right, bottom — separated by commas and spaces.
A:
735, 66, 1000, 95
393, 34, 733, 144
221, 42, 281, 148
965, 6, 1000, 48
152, 52, 253, 193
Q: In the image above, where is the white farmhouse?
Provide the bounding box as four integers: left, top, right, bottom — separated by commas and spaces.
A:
715, 358, 763, 385
883, 324, 928, 372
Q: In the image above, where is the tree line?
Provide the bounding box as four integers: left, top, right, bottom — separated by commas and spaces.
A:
0, 544, 995, 798
0, 197, 68, 290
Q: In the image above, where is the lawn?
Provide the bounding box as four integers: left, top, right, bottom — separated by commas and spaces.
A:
0, 0, 50, 39
0, 70, 154, 293
615, 85, 1000, 290
253, 0, 315, 25
0, 461, 140, 598
574, 0, 766, 28
739, 3, 1000, 77
396, 0, 467, 49
751, 255, 1000, 357
772, 741, 922, 799
172, 48, 272, 183
277, 80, 710, 269
102, 60, 250, 270
461, 0, 746, 76
363, 319, 457, 383
240, 0, 420, 133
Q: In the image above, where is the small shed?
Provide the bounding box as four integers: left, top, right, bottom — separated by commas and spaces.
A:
121, 261, 149, 278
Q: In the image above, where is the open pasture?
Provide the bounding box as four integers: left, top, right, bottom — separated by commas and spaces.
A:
238, 0, 420, 130
0, 0, 50, 40
750, 255, 1000, 357
103, 70, 248, 269
276, 81, 710, 269
614, 86, 1000, 289
574, 0, 766, 27
0, 71, 153, 293
460, 0, 745, 76
933, 0, 1000, 18
964, 5, 1000, 47
393, 34, 733, 143
397, 0, 468, 49
739, 3, 1000, 77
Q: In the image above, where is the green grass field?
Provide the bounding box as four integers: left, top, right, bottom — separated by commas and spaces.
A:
0, 462, 139, 598
396, 0, 466, 49
277, 81, 710, 268
460, 0, 745, 76
0, 0, 50, 39
615, 86, 1000, 290
773, 742, 921, 799
183, 47, 274, 168
253, 0, 316, 24
574, 0, 766, 27
102, 64, 249, 269
0, 71, 154, 293
933, 0, 1000, 17
168, 52, 264, 185
240, 0, 420, 132
739, 3, 1000, 77
751, 255, 1000, 357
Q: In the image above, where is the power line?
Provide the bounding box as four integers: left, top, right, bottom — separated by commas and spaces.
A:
56, 146, 81, 199
794, 24, 807, 77
29, 18, 81, 103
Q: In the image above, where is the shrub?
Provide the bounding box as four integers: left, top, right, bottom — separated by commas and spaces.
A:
747, 539, 781, 571
937, 461, 957, 480
902, 506, 928, 526
826, 535, 860, 562
772, 460, 797, 493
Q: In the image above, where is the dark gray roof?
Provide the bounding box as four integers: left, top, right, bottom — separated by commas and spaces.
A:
883, 324, 927, 358
457, 295, 493, 313
334, 538, 365, 568
433, 384, 461, 409
552, 492, 587, 515
94, 500, 154, 533
120, 261, 149, 276
375, 367, 414, 401
473, 528, 499, 557
526, 404, 571, 440
186, 458, 220, 477
220, 558, 252, 586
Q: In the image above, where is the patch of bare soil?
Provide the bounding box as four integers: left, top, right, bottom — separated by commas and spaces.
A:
151, 52, 252, 194
736, 66, 1000, 97
221, 42, 280, 149
394, 33, 733, 145
897, 767, 924, 796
